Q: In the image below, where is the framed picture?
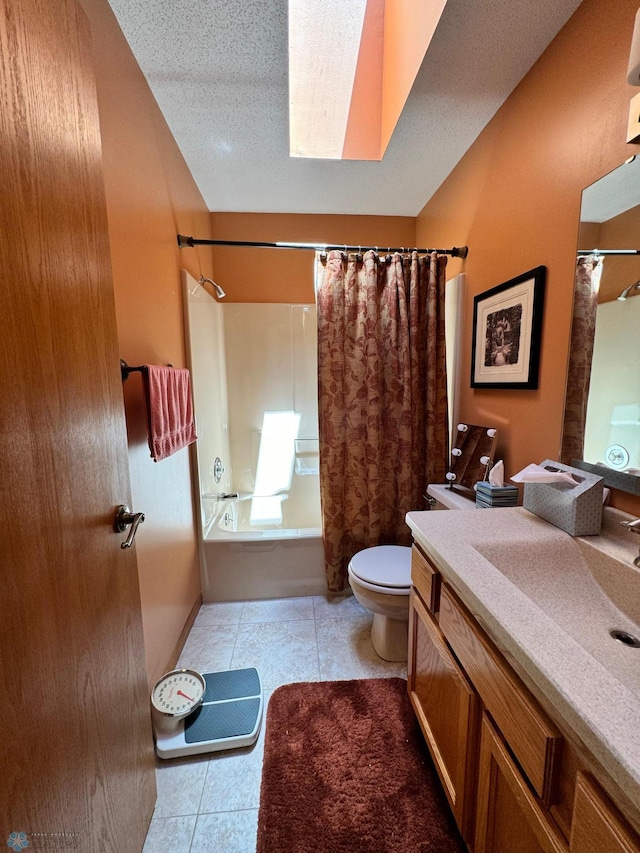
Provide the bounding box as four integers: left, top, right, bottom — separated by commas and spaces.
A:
471, 266, 546, 389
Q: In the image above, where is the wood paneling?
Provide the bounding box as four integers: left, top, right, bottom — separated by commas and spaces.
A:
0, 0, 155, 846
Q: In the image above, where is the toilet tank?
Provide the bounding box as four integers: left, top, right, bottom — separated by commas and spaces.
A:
426, 484, 476, 511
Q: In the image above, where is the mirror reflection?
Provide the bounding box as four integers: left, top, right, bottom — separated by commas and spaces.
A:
562, 156, 640, 494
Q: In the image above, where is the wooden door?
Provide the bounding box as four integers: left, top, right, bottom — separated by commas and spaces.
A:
408, 588, 478, 842
474, 715, 568, 853
0, 1, 156, 850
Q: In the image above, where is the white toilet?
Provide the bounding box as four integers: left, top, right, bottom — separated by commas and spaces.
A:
348, 545, 412, 662
348, 487, 474, 662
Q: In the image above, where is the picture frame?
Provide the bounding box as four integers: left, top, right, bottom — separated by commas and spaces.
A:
470, 266, 546, 389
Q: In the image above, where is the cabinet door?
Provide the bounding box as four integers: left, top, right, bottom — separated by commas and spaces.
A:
570, 773, 640, 853
475, 715, 568, 853
440, 584, 561, 804
408, 588, 478, 841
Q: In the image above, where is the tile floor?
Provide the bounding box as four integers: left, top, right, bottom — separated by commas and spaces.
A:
142, 593, 407, 853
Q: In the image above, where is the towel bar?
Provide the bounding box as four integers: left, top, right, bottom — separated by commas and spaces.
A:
120, 359, 173, 381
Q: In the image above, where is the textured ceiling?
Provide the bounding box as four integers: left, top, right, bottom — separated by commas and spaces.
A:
107, 0, 583, 217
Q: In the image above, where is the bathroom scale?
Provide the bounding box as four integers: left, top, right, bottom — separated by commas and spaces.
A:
152, 667, 263, 759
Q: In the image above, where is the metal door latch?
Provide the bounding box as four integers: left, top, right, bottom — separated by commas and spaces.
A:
114, 504, 145, 549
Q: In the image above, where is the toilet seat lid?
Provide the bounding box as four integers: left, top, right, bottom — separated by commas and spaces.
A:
349, 545, 411, 590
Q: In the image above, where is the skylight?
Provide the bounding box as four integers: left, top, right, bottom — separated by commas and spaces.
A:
288, 0, 449, 160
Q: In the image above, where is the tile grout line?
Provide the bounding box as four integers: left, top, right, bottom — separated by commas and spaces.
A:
227, 610, 243, 669
186, 812, 198, 853
189, 600, 246, 853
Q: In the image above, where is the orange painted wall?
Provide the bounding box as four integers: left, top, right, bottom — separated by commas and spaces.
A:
208, 212, 416, 302
343, 0, 384, 160
416, 0, 640, 514
592, 206, 640, 303
380, 0, 447, 154
80, 0, 214, 687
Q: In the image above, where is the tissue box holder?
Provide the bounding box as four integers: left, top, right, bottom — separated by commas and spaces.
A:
522, 460, 603, 536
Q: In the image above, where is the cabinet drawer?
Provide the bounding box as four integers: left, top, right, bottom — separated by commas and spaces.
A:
411, 544, 441, 613
439, 584, 562, 804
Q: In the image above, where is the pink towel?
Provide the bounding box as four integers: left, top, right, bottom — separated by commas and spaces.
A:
143, 365, 197, 462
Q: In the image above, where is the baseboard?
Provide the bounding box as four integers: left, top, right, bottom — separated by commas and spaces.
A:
165, 594, 202, 672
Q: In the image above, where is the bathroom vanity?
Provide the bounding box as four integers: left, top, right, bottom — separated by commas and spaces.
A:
406, 506, 640, 852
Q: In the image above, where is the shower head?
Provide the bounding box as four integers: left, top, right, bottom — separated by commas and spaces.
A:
199, 276, 226, 299
617, 281, 640, 301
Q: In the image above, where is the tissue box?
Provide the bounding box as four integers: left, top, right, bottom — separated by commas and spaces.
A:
522, 460, 603, 536
475, 483, 519, 508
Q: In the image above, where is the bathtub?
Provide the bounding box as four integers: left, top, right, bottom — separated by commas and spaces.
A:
183, 279, 326, 602
200, 497, 327, 601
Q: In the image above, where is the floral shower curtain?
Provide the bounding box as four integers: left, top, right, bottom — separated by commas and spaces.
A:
317, 249, 449, 592
560, 255, 603, 466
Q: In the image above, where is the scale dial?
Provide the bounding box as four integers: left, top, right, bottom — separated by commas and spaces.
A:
151, 669, 206, 724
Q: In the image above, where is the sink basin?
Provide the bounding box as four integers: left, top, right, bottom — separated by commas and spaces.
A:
576, 538, 640, 625
471, 533, 640, 693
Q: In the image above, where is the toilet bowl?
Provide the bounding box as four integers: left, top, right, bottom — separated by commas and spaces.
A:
348, 545, 412, 662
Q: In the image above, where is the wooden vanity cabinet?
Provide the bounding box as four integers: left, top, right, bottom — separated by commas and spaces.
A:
411, 543, 441, 613
408, 588, 478, 842
474, 714, 568, 853
408, 541, 640, 853
438, 585, 562, 806
570, 773, 640, 853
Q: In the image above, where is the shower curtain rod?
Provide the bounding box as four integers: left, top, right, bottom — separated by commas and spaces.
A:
177, 234, 469, 259
577, 249, 640, 255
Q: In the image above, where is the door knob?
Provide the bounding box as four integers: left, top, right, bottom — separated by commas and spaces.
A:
114, 504, 145, 549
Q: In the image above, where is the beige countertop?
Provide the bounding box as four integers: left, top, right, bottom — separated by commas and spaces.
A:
406, 505, 640, 813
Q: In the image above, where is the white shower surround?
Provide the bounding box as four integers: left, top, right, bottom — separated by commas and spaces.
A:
182, 270, 325, 602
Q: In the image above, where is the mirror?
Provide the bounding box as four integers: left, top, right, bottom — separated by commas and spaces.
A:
446, 423, 497, 490
563, 155, 640, 495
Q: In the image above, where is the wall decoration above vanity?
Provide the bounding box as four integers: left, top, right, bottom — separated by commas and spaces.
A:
561, 155, 640, 496
470, 266, 546, 389
446, 422, 497, 490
